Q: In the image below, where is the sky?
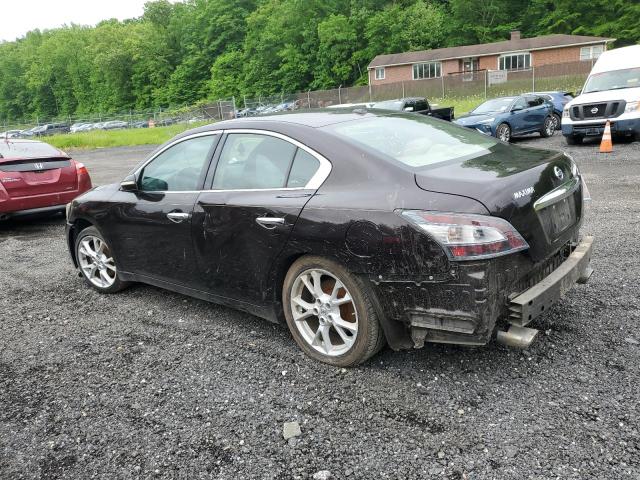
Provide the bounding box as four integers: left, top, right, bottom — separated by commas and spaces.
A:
0, 0, 179, 42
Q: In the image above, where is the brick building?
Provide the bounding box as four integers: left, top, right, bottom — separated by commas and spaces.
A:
368, 32, 614, 85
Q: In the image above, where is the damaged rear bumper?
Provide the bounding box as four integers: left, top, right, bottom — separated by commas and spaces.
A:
370, 236, 594, 350
508, 236, 593, 326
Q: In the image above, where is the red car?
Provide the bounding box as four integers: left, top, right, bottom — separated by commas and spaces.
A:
0, 139, 92, 220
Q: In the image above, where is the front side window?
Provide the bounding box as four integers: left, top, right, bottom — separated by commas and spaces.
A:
322, 115, 498, 169
139, 135, 217, 192
375, 67, 385, 80
413, 62, 441, 80
212, 133, 321, 190
580, 45, 604, 60
499, 53, 531, 71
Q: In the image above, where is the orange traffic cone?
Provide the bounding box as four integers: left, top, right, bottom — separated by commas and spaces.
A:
600, 120, 613, 153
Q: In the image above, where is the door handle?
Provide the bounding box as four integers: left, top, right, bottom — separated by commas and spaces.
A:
167, 212, 191, 223
255, 217, 285, 229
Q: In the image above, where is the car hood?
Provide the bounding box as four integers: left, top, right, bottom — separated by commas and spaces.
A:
415, 143, 581, 260
454, 113, 496, 125
567, 86, 640, 107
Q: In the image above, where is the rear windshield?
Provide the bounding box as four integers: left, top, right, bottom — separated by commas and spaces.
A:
322, 114, 498, 168
0, 141, 63, 159
583, 67, 640, 93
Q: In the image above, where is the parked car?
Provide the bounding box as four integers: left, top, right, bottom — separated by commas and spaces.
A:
131, 120, 149, 129
562, 45, 640, 145
525, 91, 573, 130
21, 125, 47, 137
102, 120, 128, 130
373, 97, 454, 121
65, 110, 592, 366
0, 139, 92, 220
454, 95, 555, 142
70, 123, 90, 133
35, 123, 70, 136
0, 130, 23, 139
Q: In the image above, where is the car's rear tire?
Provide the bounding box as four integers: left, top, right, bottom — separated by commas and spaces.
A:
540, 116, 555, 138
552, 113, 561, 131
75, 226, 129, 293
496, 123, 511, 142
282, 256, 385, 367
565, 135, 582, 145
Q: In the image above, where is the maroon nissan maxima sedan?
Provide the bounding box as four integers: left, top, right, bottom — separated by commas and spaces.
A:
0, 139, 92, 220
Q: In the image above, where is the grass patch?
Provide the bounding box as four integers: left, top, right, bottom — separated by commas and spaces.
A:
46, 123, 209, 150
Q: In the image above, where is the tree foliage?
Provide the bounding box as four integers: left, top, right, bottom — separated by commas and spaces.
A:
0, 0, 637, 121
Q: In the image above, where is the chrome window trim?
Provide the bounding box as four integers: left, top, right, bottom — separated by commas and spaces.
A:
132, 128, 332, 194
221, 129, 332, 190
132, 130, 222, 178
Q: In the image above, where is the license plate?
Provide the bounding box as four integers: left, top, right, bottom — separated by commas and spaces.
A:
586, 128, 601, 136
545, 197, 575, 237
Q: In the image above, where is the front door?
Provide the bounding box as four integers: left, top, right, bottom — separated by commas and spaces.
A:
192, 131, 329, 306
107, 133, 220, 285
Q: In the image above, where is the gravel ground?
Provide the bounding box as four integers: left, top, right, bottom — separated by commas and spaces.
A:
1, 133, 639, 479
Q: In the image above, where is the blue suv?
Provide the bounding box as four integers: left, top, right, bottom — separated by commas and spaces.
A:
454, 95, 555, 142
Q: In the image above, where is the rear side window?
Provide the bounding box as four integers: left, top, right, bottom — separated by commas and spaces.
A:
139, 135, 216, 191
287, 149, 320, 187
213, 134, 296, 189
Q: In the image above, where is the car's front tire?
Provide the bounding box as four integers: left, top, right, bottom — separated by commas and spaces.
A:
540, 116, 555, 138
496, 123, 511, 142
75, 226, 129, 293
282, 256, 385, 367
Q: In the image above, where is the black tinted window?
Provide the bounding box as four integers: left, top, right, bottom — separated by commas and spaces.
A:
140, 135, 216, 191
287, 149, 320, 187
526, 96, 543, 107
213, 134, 297, 189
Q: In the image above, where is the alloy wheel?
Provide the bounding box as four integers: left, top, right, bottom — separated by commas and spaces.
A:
545, 118, 555, 136
497, 124, 510, 142
77, 235, 117, 288
290, 268, 358, 357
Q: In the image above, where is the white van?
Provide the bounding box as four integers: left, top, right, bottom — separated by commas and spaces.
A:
561, 45, 640, 145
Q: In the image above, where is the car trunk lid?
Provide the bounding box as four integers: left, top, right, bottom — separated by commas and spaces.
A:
0, 157, 77, 197
414, 143, 583, 261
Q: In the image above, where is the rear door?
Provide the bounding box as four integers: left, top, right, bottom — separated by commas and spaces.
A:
192, 130, 330, 305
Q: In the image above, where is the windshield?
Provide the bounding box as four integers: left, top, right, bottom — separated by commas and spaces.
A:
472, 98, 514, 114
583, 67, 640, 93
373, 100, 404, 111
322, 114, 498, 168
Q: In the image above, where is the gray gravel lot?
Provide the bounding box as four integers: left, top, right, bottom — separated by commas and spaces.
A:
1, 133, 639, 479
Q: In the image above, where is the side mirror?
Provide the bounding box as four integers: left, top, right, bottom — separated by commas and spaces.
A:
120, 174, 138, 192
575, 88, 582, 96
403, 106, 414, 112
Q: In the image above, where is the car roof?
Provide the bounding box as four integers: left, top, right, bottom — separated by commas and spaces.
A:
193, 109, 383, 130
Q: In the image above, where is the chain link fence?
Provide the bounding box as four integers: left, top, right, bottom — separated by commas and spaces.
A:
2, 60, 595, 135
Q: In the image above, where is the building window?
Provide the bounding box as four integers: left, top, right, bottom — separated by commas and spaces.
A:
499, 53, 531, 71
374, 67, 385, 80
412, 62, 442, 80
580, 45, 604, 60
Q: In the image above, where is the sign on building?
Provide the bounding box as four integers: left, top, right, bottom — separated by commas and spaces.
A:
488, 70, 508, 85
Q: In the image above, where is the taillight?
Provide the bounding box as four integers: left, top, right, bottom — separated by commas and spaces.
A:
73, 160, 89, 176
400, 211, 529, 261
